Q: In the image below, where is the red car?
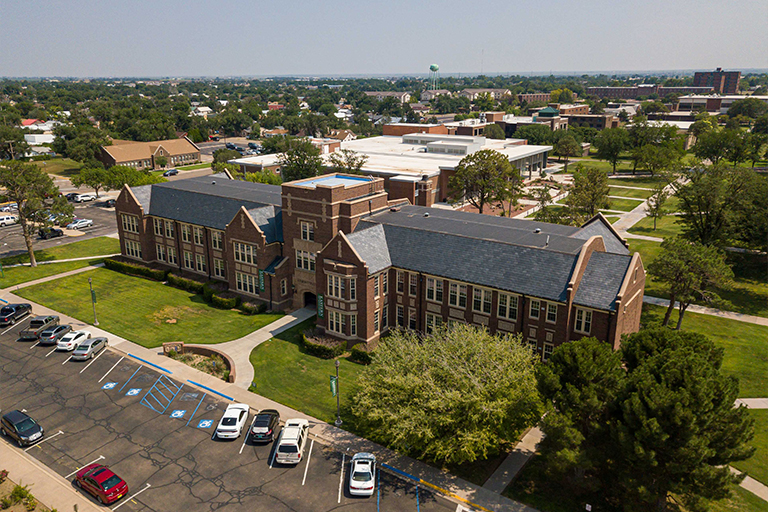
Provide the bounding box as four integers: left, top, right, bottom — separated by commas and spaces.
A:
74, 463, 128, 505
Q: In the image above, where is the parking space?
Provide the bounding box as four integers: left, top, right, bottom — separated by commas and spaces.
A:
0, 318, 458, 512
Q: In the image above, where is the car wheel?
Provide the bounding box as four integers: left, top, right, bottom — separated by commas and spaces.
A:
0, 427, 5, 436
17, 438, 24, 448
98, 495, 106, 505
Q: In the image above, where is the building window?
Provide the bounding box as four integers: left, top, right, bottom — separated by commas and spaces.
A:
546, 304, 558, 323
327, 274, 345, 299
281, 279, 287, 296
350, 314, 357, 336
397, 271, 404, 293
165, 220, 175, 238
213, 258, 225, 278
121, 214, 139, 234
236, 272, 257, 294
575, 309, 592, 334
327, 310, 346, 335
543, 343, 554, 361
408, 309, 417, 330
473, 288, 492, 314
167, 246, 177, 265
125, 240, 142, 258
211, 231, 223, 250
374, 310, 380, 333
498, 294, 518, 321
382, 304, 388, 329
350, 278, 356, 300
301, 221, 315, 242
397, 305, 404, 327
374, 275, 380, 297
235, 242, 256, 265
382, 273, 388, 294
183, 251, 193, 269
193, 227, 204, 246
426, 278, 443, 302
409, 274, 418, 296
195, 254, 207, 273
181, 224, 191, 243
156, 244, 166, 262
153, 218, 163, 236
295, 250, 315, 272
530, 299, 541, 320
425, 313, 443, 334
449, 283, 467, 308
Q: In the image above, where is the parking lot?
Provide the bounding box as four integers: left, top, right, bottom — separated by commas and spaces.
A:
0, 314, 457, 512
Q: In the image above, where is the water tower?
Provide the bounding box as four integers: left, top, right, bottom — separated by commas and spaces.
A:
428, 64, 440, 91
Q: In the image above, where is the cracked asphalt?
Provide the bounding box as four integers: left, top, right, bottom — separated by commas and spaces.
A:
0, 317, 456, 511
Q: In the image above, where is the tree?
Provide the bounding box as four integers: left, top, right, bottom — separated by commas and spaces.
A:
594, 128, 629, 173
212, 148, 241, 163
71, 167, 109, 197
326, 149, 368, 174
103, 165, 166, 190
553, 135, 580, 172
52, 121, 111, 166
0, 161, 73, 267
636, 144, 680, 177
693, 129, 737, 166
351, 324, 542, 465
0, 125, 29, 160
449, 149, 515, 214
514, 124, 554, 145
644, 182, 670, 230
647, 237, 734, 328
278, 139, 323, 182
234, 170, 281, 185
154, 155, 168, 169
727, 97, 768, 119
484, 123, 505, 140
566, 165, 610, 217
753, 114, 768, 135
745, 132, 767, 167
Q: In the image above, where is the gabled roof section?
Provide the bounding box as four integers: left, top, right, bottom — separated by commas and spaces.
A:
572, 214, 629, 255
574, 251, 633, 311
247, 205, 283, 244
131, 184, 152, 211
346, 224, 391, 274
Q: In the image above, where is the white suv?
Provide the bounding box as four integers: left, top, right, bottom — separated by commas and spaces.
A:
275, 419, 309, 465
74, 193, 97, 203
0, 215, 18, 227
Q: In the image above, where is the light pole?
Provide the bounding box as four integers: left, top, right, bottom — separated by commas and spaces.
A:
334, 359, 342, 427
88, 277, 99, 326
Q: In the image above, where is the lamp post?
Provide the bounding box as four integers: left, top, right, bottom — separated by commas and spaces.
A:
334, 359, 342, 427
88, 277, 99, 326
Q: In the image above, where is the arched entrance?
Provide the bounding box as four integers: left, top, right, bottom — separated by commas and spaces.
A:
303, 292, 316, 307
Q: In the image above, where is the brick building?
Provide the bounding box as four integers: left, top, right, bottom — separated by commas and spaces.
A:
693, 68, 741, 94
586, 84, 713, 100
115, 173, 644, 358
99, 137, 200, 170
562, 114, 620, 130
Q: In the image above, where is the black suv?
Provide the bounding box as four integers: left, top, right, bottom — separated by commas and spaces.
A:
249, 409, 280, 443
1, 410, 44, 447
0, 303, 32, 326
39, 227, 64, 240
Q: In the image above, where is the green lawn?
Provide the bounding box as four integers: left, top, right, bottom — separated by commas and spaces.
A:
177, 163, 211, 171
605, 197, 644, 212
17, 268, 283, 348
732, 410, 768, 486
248, 319, 363, 424
0, 259, 103, 289
628, 214, 683, 240
608, 176, 672, 190
608, 186, 654, 200
34, 158, 83, 178
603, 215, 621, 224
1, 236, 120, 265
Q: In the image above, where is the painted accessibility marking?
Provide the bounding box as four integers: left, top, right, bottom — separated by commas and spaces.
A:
101, 382, 117, 390
197, 419, 213, 429
126, 388, 142, 396
170, 409, 186, 419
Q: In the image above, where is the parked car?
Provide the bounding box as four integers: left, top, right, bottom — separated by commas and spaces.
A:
162, 169, 178, 177
1, 202, 18, 212
39, 227, 64, 239
275, 419, 309, 465
57, 330, 91, 351
67, 218, 93, 230
0, 303, 32, 326
65, 192, 80, 201
0, 214, 19, 227
71, 337, 108, 361
38, 324, 73, 345
249, 409, 280, 443
74, 463, 128, 505
73, 193, 97, 203
209, 136, 220, 141
247, 142, 261, 150
19, 315, 59, 340
1, 410, 44, 447
225, 142, 236, 150
349, 453, 377, 497
104, 199, 116, 208
215, 404, 250, 440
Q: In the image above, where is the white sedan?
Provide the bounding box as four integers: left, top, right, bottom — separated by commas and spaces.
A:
349, 453, 377, 497
215, 404, 250, 440
56, 330, 92, 351
66, 218, 93, 230
74, 193, 97, 203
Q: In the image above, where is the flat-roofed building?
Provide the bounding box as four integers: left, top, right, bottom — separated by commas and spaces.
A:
694, 68, 741, 94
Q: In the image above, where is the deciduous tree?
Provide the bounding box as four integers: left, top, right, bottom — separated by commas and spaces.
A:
71, 167, 109, 197
326, 149, 368, 174
566, 165, 610, 217
449, 149, 515, 214
594, 128, 629, 173
644, 182, 670, 230
553, 134, 580, 172
278, 139, 323, 182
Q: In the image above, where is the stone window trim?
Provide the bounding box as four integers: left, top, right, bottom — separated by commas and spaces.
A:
529, 299, 541, 320
574, 308, 593, 335
448, 281, 468, 309
546, 303, 558, 324
408, 273, 418, 297
300, 220, 315, 242
497, 293, 519, 321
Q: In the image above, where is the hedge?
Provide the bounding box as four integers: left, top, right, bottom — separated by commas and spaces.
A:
301, 332, 346, 359
211, 293, 239, 309
349, 344, 373, 365
238, 301, 267, 315
104, 258, 168, 281
166, 273, 204, 294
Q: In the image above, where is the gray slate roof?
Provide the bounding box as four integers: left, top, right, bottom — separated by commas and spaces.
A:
574, 251, 632, 310
248, 205, 283, 244
346, 224, 391, 273
573, 217, 629, 255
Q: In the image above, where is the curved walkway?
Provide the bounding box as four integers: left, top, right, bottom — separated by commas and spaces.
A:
643, 296, 768, 327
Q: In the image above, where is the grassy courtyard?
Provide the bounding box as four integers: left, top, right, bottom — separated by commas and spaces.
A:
608, 175, 672, 190
17, 267, 282, 348
627, 214, 683, 239
177, 163, 211, 170
604, 197, 644, 212
33, 157, 83, 177
608, 185, 654, 200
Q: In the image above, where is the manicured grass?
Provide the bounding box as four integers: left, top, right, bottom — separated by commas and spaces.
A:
608, 176, 672, 190
603, 215, 621, 224
605, 197, 644, 212
732, 410, 768, 486
17, 268, 283, 348
1, 236, 120, 265
33, 158, 83, 177
628, 214, 683, 240
0, 259, 103, 289
709, 485, 768, 512
248, 318, 363, 424
177, 163, 211, 170
641, 304, 768, 398
608, 185, 654, 200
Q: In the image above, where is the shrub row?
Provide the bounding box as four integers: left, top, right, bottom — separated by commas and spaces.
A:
238, 301, 267, 315
104, 258, 168, 281
301, 332, 346, 359
167, 273, 204, 293
349, 344, 374, 365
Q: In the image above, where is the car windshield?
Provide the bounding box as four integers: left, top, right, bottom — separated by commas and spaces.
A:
221, 418, 237, 426
101, 475, 122, 491
278, 445, 298, 453
352, 471, 372, 482
15, 418, 37, 435
0, 307, 12, 315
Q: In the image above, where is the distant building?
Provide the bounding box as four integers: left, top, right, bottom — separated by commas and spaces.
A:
458, 88, 511, 101
517, 93, 551, 104
485, 109, 569, 137
556, 103, 590, 116
693, 68, 741, 94
262, 128, 289, 138
328, 129, 357, 142
677, 94, 768, 115
364, 91, 411, 104
382, 123, 448, 137
587, 84, 713, 99
561, 113, 620, 130
420, 89, 451, 102
98, 137, 200, 170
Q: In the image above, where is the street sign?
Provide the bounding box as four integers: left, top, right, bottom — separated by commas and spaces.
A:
330, 375, 337, 397
91, 290, 97, 303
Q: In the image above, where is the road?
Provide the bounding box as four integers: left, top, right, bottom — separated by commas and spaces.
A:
0, 316, 455, 512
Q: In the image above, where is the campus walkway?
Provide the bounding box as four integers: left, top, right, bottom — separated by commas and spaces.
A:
483, 427, 544, 494
1, 262, 105, 294
643, 296, 768, 327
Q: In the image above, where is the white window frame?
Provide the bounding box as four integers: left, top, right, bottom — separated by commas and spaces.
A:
409, 274, 418, 297
156, 244, 166, 262
195, 254, 206, 273
236, 272, 257, 295
122, 214, 139, 234
382, 304, 388, 329
374, 310, 380, 333
153, 218, 163, 236
546, 303, 558, 324
193, 226, 204, 246
213, 258, 225, 278
281, 278, 287, 296
396, 305, 404, 327
125, 240, 142, 258
374, 274, 380, 298
529, 299, 541, 320
408, 308, 417, 330
300, 221, 315, 242
235, 242, 256, 265
211, 230, 223, 250
349, 278, 356, 301
167, 246, 177, 265
498, 293, 519, 321
473, 287, 492, 315
165, 220, 175, 238
449, 282, 468, 308
575, 309, 593, 335
426, 277, 443, 303
425, 313, 443, 334
295, 250, 315, 272
543, 343, 554, 361
183, 251, 193, 269
350, 314, 357, 336
382, 273, 388, 294
181, 224, 191, 243
397, 271, 404, 293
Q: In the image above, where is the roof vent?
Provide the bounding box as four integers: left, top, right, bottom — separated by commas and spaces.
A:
423, 212, 430, 218
211, 180, 216, 185
534, 228, 541, 233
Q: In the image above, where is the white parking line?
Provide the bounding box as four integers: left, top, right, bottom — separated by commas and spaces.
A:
62, 355, 72, 365
1, 321, 24, 336
111, 483, 150, 511
80, 348, 107, 374
98, 356, 124, 382
337, 452, 345, 502
29, 341, 40, 349
45, 347, 58, 357
302, 438, 314, 486
24, 430, 64, 452
269, 445, 276, 469
239, 414, 258, 455
65, 455, 105, 478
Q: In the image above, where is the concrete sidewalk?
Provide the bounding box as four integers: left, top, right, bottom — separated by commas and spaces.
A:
2, 253, 119, 268
483, 427, 544, 494
2, 263, 105, 293
736, 398, 768, 409
644, 296, 768, 327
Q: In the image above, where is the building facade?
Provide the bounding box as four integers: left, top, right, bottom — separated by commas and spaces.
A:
693, 68, 741, 94
99, 137, 200, 170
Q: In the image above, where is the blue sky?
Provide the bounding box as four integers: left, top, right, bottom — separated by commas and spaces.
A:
1, 0, 766, 77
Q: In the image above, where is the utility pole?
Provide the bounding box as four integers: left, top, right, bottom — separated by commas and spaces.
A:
88, 277, 99, 326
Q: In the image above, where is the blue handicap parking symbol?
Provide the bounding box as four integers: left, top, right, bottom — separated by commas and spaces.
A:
126, 388, 142, 396
197, 419, 213, 429
170, 410, 186, 419
101, 382, 117, 390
